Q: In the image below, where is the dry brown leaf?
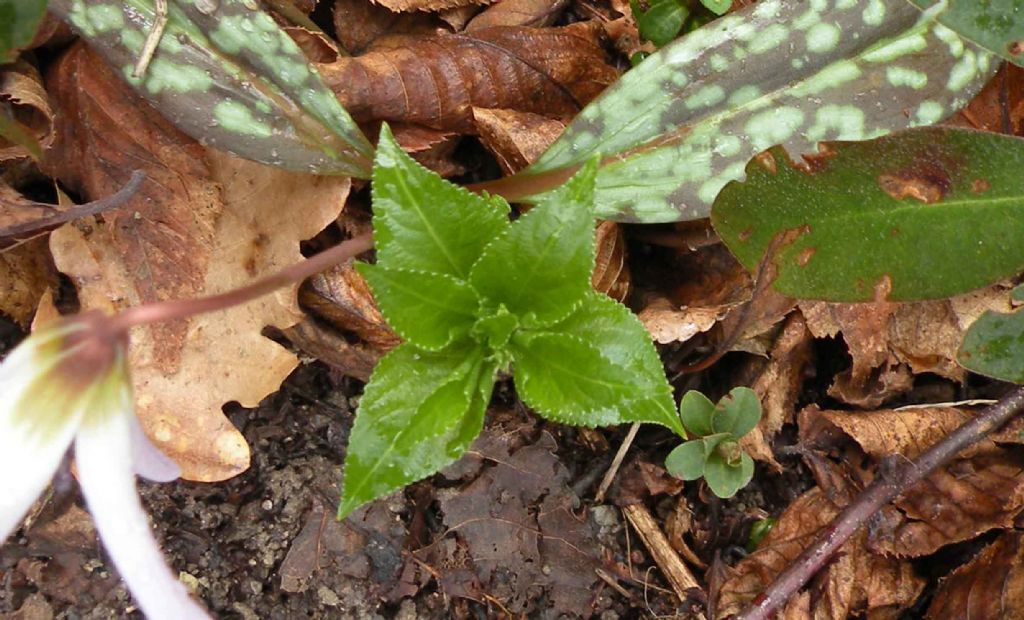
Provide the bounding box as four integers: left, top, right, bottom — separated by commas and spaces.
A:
1, 61, 55, 162
45, 44, 350, 481
299, 262, 400, 350
284, 26, 340, 63
333, 0, 445, 55
391, 123, 465, 177
751, 312, 812, 440
318, 22, 618, 133
592, 220, 630, 303
717, 486, 924, 619
280, 319, 382, 382
951, 62, 1024, 136
472, 107, 565, 174
638, 296, 725, 345
814, 407, 1024, 557
465, 0, 568, 30
438, 5, 479, 30
373, 0, 493, 15
927, 531, 1024, 619
0, 237, 57, 326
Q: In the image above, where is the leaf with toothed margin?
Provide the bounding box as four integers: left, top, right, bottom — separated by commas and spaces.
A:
487, 0, 998, 223
50, 0, 374, 177
712, 127, 1024, 302
908, 0, 1024, 68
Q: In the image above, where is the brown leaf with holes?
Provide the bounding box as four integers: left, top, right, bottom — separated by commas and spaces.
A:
317, 22, 618, 133
813, 406, 1024, 557
466, 0, 568, 30
927, 531, 1024, 619
1, 61, 55, 162
332, 0, 445, 55
717, 485, 924, 619
473, 108, 564, 174
44, 43, 350, 481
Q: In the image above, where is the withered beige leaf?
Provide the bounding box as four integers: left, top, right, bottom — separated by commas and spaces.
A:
373, 0, 492, 13
927, 531, 1024, 620
472, 107, 564, 174
1, 61, 55, 162
333, 0, 445, 55
45, 44, 350, 481
318, 23, 617, 133
465, 0, 568, 30
717, 486, 924, 619
815, 407, 1024, 557
0, 238, 57, 326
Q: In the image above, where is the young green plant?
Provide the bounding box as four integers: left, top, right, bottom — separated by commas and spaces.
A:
338, 126, 686, 518
665, 387, 761, 498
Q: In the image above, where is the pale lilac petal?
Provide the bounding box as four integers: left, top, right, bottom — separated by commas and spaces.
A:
129, 414, 181, 483
0, 330, 83, 543
76, 411, 210, 620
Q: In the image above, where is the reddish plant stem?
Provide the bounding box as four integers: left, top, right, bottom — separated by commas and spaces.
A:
736, 384, 1024, 620
107, 232, 373, 332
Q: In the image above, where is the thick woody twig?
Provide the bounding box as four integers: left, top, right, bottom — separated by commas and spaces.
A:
737, 385, 1024, 620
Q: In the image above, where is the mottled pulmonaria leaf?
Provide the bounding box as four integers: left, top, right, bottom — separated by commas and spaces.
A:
908, 0, 1024, 67
493, 0, 998, 222
49, 0, 374, 177
712, 127, 1024, 302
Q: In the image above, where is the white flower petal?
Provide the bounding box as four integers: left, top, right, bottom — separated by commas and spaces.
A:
76, 411, 210, 620
0, 330, 84, 543
129, 408, 181, 483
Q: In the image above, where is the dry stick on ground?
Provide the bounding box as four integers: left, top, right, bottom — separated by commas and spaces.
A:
736, 385, 1024, 620
594, 422, 641, 503
622, 503, 701, 598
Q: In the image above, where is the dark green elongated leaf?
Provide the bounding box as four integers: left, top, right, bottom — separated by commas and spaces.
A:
908, 0, 1024, 67
0, 0, 47, 63
704, 451, 754, 498
339, 343, 495, 518
666, 440, 707, 480
470, 161, 597, 327
358, 264, 480, 351
373, 125, 510, 280
714, 386, 760, 438
679, 390, 716, 437
713, 128, 1024, 302
50, 0, 373, 177
493, 0, 996, 222
511, 331, 653, 427
958, 308, 1024, 384
550, 291, 684, 435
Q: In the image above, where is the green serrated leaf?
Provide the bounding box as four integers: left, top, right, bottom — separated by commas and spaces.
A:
373, 125, 510, 280
700, 0, 730, 16
511, 331, 648, 427
470, 162, 597, 327
704, 451, 754, 498
339, 343, 495, 519
665, 440, 707, 481
958, 307, 1024, 384
51, 0, 374, 176
908, 0, 1024, 67
633, 0, 688, 47
0, 0, 47, 64
679, 390, 716, 437
499, 0, 995, 222
358, 264, 479, 351
715, 387, 760, 438
550, 291, 684, 435
713, 127, 1024, 302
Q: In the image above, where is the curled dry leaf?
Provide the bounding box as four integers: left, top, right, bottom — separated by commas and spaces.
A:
927, 531, 1024, 620
465, 0, 569, 30
472, 108, 565, 174
299, 262, 400, 350
717, 485, 924, 619
0, 61, 55, 162
638, 296, 723, 345
592, 220, 630, 303
815, 406, 1024, 557
45, 44, 350, 481
318, 23, 618, 133
332, 0, 446, 55
280, 319, 382, 382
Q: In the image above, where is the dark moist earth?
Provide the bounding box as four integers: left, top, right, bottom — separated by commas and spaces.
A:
0, 345, 803, 620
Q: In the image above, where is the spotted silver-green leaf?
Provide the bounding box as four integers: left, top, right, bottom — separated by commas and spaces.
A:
499, 0, 997, 223
51, 0, 373, 177
908, 0, 1024, 67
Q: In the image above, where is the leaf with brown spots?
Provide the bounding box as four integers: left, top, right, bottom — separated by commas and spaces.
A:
317, 23, 618, 133
715, 128, 1024, 301
44, 44, 351, 481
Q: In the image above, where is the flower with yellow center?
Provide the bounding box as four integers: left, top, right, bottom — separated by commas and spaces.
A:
0, 313, 209, 619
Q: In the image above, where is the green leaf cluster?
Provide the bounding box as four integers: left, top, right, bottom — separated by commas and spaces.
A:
665, 387, 760, 498
339, 126, 684, 518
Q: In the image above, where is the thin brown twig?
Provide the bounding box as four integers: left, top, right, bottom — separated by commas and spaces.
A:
594, 422, 640, 503
736, 385, 1024, 620
133, 0, 168, 77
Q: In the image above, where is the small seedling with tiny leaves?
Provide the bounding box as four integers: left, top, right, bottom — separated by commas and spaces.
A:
665, 387, 761, 498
